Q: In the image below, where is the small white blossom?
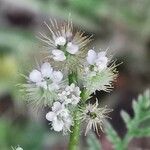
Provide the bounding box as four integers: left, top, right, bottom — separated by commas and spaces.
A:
52, 49, 66, 61
41, 62, 53, 78
58, 83, 81, 106
55, 36, 66, 46
46, 102, 72, 133
12, 146, 23, 150
83, 63, 118, 93
66, 42, 79, 54
86, 49, 97, 65
38, 20, 92, 70
86, 49, 108, 71
16, 147, 23, 150
29, 70, 42, 83
80, 101, 112, 135
29, 62, 63, 90
83, 49, 117, 93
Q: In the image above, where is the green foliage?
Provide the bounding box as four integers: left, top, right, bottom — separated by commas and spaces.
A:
0, 119, 45, 150
87, 89, 150, 150
87, 132, 102, 150
105, 89, 150, 150
0, 119, 64, 150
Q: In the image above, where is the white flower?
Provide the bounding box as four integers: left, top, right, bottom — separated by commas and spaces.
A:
83, 64, 118, 93
52, 49, 66, 61
29, 70, 42, 83
86, 49, 108, 71
29, 62, 63, 90
66, 42, 79, 54
46, 102, 72, 133
55, 36, 66, 46
41, 62, 53, 78
16, 147, 23, 150
86, 49, 97, 65
38, 20, 92, 70
51, 71, 63, 83
95, 52, 108, 70
12, 146, 23, 150
58, 83, 81, 105
79, 101, 112, 135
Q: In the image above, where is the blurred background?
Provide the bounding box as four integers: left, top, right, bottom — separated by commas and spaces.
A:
0, 0, 150, 149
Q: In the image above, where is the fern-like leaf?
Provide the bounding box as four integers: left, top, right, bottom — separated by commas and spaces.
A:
105, 89, 150, 150
87, 132, 102, 150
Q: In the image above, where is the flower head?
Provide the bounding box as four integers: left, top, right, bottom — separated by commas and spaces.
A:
52, 49, 66, 61
46, 102, 72, 134
58, 83, 81, 106
84, 49, 118, 94
38, 19, 92, 71
21, 62, 64, 108
80, 101, 112, 135
29, 62, 63, 90
86, 49, 108, 71
55, 36, 66, 46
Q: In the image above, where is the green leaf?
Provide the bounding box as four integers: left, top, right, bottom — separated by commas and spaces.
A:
104, 89, 150, 150
87, 132, 102, 150
121, 110, 131, 128
105, 121, 122, 150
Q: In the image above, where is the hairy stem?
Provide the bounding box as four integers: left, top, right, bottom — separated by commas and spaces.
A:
68, 72, 81, 150
68, 109, 81, 150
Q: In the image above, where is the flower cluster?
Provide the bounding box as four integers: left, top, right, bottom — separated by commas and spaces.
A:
86, 49, 108, 72
38, 19, 92, 71
84, 49, 117, 93
29, 62, 63, 90
46, 102, 72, 133
58, 83, 81, 106
80, 100, 112, 135
46, 83, 81, 133
52, 37, 79, 61
21, 62, 64, 108
22, 18, 118, 135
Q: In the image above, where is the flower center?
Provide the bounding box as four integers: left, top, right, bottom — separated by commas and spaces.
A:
87, 111, 97, 119
89, 65, 95, 71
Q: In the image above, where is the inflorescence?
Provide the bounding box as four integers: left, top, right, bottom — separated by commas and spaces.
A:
21, 18, 118, 135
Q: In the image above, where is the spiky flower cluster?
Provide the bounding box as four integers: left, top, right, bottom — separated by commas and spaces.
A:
80, 100, 112, 135
22, 18, 118, 135
38, 19, 92, 71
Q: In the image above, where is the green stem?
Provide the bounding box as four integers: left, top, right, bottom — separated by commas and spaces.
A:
68, 72, 88, 150
68, 72, 80, 150
68, 110, 81, 150
121, 133, 133, 150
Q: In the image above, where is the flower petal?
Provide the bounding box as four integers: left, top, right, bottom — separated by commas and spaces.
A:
98, 51, 106, 57
95, 56, 108, 70
41, 62, 53, 78
51, 71, 63, 82
29, 69, 42, 83
36, 81, 47, 89
52, 118, 64, 132
87, 49, 97, 65
55, 36, 66, 46
46, 111, 55, 121
52, 101, 62, 112
52, 50, 66, 61
66, 42, 79, 54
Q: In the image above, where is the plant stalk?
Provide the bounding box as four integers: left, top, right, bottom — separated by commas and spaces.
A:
68, 109, 81, 150
68, 72, 81, 150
